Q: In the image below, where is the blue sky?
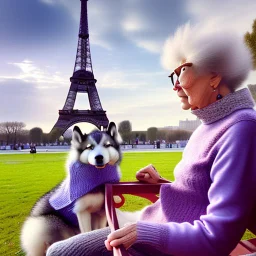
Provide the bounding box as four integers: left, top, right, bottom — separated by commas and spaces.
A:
0, 0, 256, 133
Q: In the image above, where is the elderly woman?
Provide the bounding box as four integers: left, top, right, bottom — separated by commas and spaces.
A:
47, 24, 256, 256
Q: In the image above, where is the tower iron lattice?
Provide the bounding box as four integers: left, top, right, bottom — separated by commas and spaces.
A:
51, 0, 109, 136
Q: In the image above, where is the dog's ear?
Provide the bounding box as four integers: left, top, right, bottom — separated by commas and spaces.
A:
72, 126, 83, 144
107, 122, 122, 144
107, 122, 117, 138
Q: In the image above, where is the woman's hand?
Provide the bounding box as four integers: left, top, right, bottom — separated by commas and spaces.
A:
136, 164, 162, 183
105, 223, 137, 251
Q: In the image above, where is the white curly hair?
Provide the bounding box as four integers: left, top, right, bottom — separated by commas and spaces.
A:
161, 23, 253, 90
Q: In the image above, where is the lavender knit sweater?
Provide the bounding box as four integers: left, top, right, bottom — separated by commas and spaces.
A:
135, 88, 256, 256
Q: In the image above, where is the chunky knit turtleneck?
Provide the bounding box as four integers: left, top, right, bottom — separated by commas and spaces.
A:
136, 88, 256, 256
49, 161, 120, 227
191, 88, 255, 124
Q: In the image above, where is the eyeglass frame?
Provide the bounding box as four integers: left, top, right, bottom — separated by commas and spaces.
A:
168, 62, 193, 86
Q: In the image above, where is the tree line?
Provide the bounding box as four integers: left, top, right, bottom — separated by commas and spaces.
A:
0, 122, 70, 146
117, 120, 192, 144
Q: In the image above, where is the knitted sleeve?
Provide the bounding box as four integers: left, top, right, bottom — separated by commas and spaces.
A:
135, 120, 256, 256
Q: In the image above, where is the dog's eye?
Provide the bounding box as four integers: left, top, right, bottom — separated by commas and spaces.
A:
85, 144, 94, 150
104, 143, 113, 148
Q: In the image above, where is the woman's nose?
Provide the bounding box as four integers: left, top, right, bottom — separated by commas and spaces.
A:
173, 83, 182, 91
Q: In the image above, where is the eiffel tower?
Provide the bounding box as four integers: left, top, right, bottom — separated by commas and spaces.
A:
51, 0, 109, 136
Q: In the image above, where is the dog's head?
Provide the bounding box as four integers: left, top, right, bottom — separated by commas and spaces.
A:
70, 122, 122, 168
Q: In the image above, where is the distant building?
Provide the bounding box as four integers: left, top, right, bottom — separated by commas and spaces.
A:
159, 118, 201, 132
158, 126, 179, 131
179, 118, 201, 132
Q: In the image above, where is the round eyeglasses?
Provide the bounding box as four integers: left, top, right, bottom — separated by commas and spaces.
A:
168, 63, 193, 86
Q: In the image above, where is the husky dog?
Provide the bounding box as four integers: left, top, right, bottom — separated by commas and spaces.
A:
21, 122, 122, 256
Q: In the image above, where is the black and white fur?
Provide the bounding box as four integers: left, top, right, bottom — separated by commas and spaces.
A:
20, 122, 122, 256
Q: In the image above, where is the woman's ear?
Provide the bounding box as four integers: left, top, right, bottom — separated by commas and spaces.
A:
210, 73, 222, 90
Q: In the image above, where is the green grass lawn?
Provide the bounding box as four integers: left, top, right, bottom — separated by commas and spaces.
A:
0, 151, 254, 255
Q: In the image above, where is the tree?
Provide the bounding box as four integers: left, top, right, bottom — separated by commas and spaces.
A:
245, 19, 256, 70
245, 19, 256, 101
19, 129, 30, 144
166, 130, 192, 142
138, 132, 146, 142
118, 120, 132, 143
131, 131, 147, 143
147, 127, 158, 142
42, 133, 49, 145
157, 130, 168, 141
0, 121, 26, 144
29, 127, 43, 144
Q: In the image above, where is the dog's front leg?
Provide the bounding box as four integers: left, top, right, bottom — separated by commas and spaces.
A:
92, 211, 107, 230
76, 210, 92, 233
75, 195, 93, 233
74, 192, 105, 233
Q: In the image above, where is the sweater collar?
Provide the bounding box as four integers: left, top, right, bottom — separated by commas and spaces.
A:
191, 88, 255, 124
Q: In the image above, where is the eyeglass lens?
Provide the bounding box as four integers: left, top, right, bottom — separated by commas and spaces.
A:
172, 73, 179, 86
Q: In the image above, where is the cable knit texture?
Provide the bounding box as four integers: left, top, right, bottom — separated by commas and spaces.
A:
136, 88, 256, 256
49, 162, 120, 226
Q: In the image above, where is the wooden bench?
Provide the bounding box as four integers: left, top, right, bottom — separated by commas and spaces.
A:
105, 182, 256, 256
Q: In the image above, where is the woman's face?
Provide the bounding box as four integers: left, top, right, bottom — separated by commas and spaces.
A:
173, 64, 216, 109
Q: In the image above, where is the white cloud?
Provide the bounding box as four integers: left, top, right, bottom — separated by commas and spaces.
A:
122, 16, 146, 32
97, 69, 166, 89
1, 60, 68, 88
120, 9, 165, 53
99, 70, 147, 89
135, 39, 162, 53
52, 0, 171, 54
11, 59, 44, 77
90, 32, 112, 50
186, 0, 256, 35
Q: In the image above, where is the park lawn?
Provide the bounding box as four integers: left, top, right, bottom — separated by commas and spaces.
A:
0, 151, 254, 255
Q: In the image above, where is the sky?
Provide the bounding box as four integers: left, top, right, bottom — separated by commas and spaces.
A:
0, 0, 256, 133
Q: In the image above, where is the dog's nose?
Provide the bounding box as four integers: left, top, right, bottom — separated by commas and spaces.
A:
95, 155, 104, 163
95, 155, 103, 161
